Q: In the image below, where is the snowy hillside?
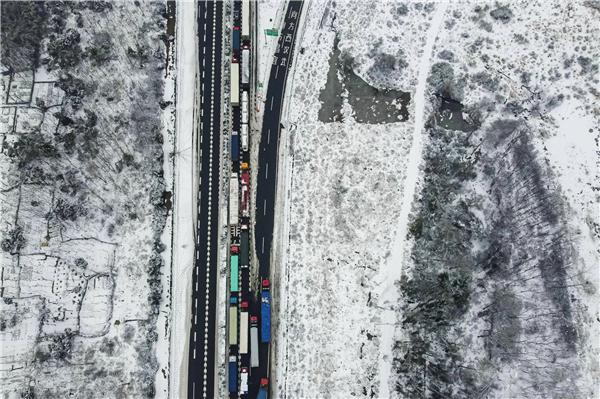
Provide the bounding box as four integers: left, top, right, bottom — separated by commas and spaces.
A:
273, 1, 599, 398
0, 1, 175, 397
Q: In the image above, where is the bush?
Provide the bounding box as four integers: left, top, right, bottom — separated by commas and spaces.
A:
5, 135, 59, 168
0, 1, 47, 71
47, 28, 82, 70
86, 32, 113, 65
1, 226, 25, 253
428, 62, 464, 101
490, 5, 513, 22
54, 198, 88, 222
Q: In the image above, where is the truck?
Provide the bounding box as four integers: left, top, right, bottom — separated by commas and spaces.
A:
239, 301, 249, 354
229, 296, 238, 345
232, 27, 241, 56
240, 226, 249, 268
240, 367, 249, 395
231, 130, 239, 162
228, 355, 238, 394
241, 48, 250, 86
241, 0, 250, 39
257, 378, 269, 399
241, 170, 250, 218
229, 173, 239, 226
230, 254, 239, 293
250, 316, 259, 368
241, 124, 249, 152
241, 91, 249, 124
261, 279, 271, 343
231, 62, 240, 105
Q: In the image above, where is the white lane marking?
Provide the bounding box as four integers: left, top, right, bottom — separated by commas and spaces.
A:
261, 236, 265, 254
265, 162, 269, 180
275, 65, 280, 79
263, 199, 267, 215
193, 348, 196, 360
270, 96, 274, 111
201, 3, 218, 397
267, 128, 271, 144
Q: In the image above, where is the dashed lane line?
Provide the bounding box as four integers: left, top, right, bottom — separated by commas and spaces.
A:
201, 1, 219, 397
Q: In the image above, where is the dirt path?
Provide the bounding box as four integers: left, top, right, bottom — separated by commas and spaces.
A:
375, 3, 448, 397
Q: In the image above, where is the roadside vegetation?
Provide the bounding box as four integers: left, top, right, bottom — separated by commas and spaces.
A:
1, 1, 172, 397
394, 54, 588, 399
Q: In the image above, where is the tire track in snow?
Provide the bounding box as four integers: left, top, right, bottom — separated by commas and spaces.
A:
376, 3, 448, 397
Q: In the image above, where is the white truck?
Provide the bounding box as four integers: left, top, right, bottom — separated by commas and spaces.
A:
240, 367, 249, 395
229, 173, 239, 226
241, 90, 249, 124
241, 124, 249, 152
240, 301, 249, 354
230, 62, 239, 106
241, 48, 250, 86
241, 0, 250, 39
250, 316, 259, 368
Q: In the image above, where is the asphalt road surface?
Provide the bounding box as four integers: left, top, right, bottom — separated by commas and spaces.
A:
251, 2, 303, 398
254, 1, 303, 279
187, 1, 223, 398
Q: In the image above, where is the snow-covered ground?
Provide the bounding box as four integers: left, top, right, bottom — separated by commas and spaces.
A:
1, 1, 175, 397
169, 1, 198, 398
271, 2, 438, 397
375, 4, 447, 396
272, 1, 599, 398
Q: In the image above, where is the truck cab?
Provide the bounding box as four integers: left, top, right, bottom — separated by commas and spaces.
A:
257, 378, 269, 399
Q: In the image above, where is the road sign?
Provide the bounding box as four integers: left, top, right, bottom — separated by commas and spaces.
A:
265, 28, 278, 37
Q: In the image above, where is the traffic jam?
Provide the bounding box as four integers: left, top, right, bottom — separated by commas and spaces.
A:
228, 1, 270, 398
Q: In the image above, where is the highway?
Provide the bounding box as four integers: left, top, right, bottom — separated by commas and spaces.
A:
251, 1, 303, 398
187, 1, 223, 398
254, 1, 303, 278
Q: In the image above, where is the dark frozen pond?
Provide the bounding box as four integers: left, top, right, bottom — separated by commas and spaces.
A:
319, 36, 410, 124
434, 96, 478, 132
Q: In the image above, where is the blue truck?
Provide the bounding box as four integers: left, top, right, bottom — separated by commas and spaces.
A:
261, 279, 271, 343
232, 27, 241, 55
228, 355, 238, 394
257, 378, 269, 399
231, 131, 239, 162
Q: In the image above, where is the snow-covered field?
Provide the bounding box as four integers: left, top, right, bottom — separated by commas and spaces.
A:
1, 2, 175, 397
273, 1, 435, 397
272, 1, 599, 398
